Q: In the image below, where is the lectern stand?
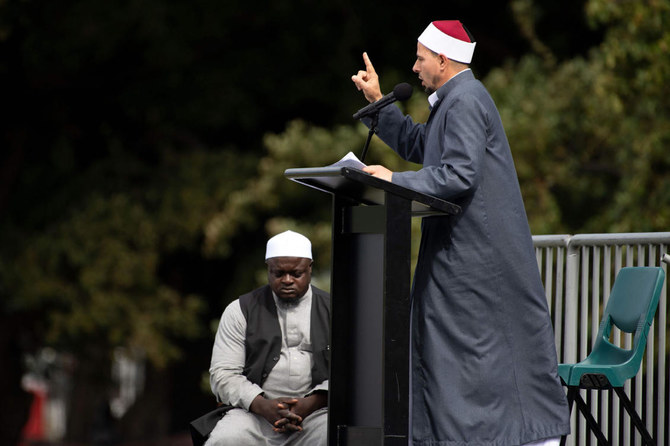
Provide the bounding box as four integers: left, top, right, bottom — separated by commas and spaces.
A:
284, 166, 460, 446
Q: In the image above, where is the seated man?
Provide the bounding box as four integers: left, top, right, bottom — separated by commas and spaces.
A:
205, 230, 329, 446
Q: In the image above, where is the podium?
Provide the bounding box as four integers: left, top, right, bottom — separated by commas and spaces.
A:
284, 166, 460, 446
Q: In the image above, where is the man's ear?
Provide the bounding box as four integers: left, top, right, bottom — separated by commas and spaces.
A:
438, 54, 449, 70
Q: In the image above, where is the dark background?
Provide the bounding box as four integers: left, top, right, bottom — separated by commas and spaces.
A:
0, 0, 614, 444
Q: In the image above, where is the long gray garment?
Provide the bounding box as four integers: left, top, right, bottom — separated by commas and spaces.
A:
371, 70, 570, 445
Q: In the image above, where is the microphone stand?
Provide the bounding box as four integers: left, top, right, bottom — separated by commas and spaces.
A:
360, 111, 379, 163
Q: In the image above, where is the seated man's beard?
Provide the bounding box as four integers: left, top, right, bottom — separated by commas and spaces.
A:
277, 294, 303, 307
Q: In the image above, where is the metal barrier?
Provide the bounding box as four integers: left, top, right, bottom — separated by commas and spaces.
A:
533, 232, 670, 446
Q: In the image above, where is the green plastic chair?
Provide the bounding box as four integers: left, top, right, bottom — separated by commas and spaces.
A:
558, 266, 665, 446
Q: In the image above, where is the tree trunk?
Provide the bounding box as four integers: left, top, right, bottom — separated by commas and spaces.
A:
117, 363, 172, 444
65, 348, 115, 445
0, 314, 34, 446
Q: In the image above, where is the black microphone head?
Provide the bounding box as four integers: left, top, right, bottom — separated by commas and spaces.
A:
392, 82, 413, 101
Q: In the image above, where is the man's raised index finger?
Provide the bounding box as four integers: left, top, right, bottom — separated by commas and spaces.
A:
363, 52, 376, 73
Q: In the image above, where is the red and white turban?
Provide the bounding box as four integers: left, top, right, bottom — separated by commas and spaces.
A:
418, 20, 476, 64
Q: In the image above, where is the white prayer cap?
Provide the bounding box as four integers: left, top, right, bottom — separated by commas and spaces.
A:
265, 230, 312, 260
418, 20, 476, 64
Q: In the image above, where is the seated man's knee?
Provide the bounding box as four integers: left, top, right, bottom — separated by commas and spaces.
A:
295, 408, 328, 445
205, 410, 265, 446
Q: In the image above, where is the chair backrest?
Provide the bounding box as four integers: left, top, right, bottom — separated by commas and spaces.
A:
600, 267, 665, 347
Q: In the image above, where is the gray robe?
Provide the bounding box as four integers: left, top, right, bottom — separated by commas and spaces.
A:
372, 70, 570, 445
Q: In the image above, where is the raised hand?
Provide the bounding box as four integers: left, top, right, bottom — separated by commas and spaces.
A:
351, 52, 383, 103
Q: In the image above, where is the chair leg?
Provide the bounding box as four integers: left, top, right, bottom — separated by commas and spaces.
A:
560, 383, 577, 446
571, 387, 610, 446
613, 387, 656, 446
560, 387, 577, 446
561, 387, 609, 446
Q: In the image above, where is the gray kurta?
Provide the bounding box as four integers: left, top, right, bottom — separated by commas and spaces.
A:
371, 70, 570, 445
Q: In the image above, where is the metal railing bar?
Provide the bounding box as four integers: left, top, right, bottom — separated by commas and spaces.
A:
531, 233, 670, 445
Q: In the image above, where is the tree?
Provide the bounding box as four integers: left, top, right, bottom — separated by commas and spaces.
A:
3, 0, 651, 442
0, 147, 259, 441
487, 0, 670, 234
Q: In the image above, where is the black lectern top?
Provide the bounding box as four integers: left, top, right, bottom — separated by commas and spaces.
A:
284, 166, 461, 217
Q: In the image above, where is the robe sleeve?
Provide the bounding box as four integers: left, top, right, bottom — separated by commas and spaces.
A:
390, 94, 488, 200
309, 379, 328, 395
209, 300, 264, 410
364, 105, 427, 164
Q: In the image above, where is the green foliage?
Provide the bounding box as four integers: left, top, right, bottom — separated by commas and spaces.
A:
488, 0, 670, 234
0, 148, 255, 367
203, 121, 365, 290
586, 0, 670, 231
1, 1, 669, 437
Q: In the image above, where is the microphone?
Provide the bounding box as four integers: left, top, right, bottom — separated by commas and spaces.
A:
353, 82, 413, 120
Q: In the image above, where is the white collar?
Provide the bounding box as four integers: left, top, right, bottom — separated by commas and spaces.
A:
428, 91, 440, 108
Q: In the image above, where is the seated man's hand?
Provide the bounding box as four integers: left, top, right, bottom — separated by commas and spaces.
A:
273, 392, 328, 433
290, 392, 328, 420
249, 395, 302, 432
273, 399, 303, 433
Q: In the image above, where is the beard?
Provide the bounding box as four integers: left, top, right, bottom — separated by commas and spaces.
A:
276, 292, 304, 307
420, 75, 437, 95
276, 297, 301, 308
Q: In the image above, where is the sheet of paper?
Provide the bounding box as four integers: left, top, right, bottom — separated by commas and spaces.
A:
328, 151, 367, 170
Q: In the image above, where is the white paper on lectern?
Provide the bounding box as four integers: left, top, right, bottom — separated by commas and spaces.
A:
328, 151, 367, 170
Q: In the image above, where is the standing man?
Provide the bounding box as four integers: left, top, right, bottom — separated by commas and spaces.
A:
205, 230, 329, 446
351, 21, 570, 445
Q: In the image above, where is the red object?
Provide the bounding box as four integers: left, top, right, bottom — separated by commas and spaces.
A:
432, 20, 471, 42
21, 386, 46, 441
